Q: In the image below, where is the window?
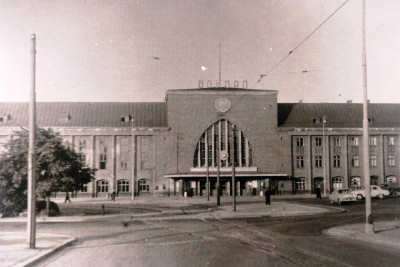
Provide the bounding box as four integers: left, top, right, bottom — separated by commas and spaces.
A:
351, 155, 359, 167
296, 178, 306, 190
80, 154, 87, 166
97, 180, 109, 193
351, 137, 359, 146
370, 155, 377, 167
117, 180, 129, 192
193, 120, 252, 168
332, 177, 343, 189
296, 137, 304, 147
315, 137, 322, 147
81, 184, 88, 192
78, 139, 86, 151
139, 179, 149, 192
388, 137, 395, 146
387, 176, 397, 183
333, 137, 341, 147
99, 146, 107, 170
351, 177, 361, 187
139, 137, 153, 170
369, 137, 377, 146
120, 137, 129, 170
296, 156, 304, 168
388, 154, 395, 166
333, 155, 341, 168
315, 155, 322, 168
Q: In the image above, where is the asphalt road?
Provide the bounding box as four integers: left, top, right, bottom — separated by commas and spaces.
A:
4, 197, 400, 266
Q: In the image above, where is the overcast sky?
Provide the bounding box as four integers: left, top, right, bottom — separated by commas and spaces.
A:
1, 0, 399, 103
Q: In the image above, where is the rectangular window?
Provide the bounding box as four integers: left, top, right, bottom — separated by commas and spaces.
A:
315, 155, 322, 168
370, 155, 377, 167
80, 154, 87, 166
388, 137, 395, 146
351, 137, 359, 146
388, 154, 395, 166
79, 139, 87, 151
296, 137, 304, 147
369, 137, 377, 146
315, 137, 322, 147
333, 155, 341, 168
139, 137, 153, 170
351, 155, 359, 167
99, 144, 107, 170
333, 137, 341, 147
120, 137, 129, 170
296, 156, 304, 168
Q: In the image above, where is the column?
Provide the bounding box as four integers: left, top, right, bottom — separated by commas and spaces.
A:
91, 135, 96, 198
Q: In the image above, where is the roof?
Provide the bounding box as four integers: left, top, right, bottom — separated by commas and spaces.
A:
166, 88, 277, 98
0, 102, 168, 128
278, 103, 400, 128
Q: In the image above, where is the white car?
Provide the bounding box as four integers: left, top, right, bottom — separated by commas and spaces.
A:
329, 188, 356, 205
350, 185, 390, 200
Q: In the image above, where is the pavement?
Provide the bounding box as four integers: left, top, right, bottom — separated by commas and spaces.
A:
1, 195, 400, 266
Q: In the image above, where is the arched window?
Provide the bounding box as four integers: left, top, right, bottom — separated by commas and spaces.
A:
97, 180, 109, 193
193, 119, 252, 168
139, 179, 149, 192
117, 180, 130, 192
296, 178, 306, 190
332, 177, 343, 189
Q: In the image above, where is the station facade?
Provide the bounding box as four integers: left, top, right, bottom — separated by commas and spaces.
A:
1, 88, 400, 197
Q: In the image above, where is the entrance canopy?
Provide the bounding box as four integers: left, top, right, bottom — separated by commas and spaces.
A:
165, 173, 289, 180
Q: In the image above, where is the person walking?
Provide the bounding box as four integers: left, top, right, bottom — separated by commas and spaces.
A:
265, 188, 271, 205
64, 191, 71, 203
110, 191, 116, 201
316, 185, 322, 199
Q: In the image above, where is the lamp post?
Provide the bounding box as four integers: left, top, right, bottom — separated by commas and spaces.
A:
362, 0, 373, 234
231, 125, 236, 211
322, 115, 327, 197
27, 33, 37, 248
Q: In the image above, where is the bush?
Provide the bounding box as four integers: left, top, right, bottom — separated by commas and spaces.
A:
0, 200, 60, 217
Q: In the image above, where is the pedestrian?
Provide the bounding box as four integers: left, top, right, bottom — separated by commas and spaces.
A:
111, 191, 116, 201
316, 186, 322, 199
64, 191, 71, 203
265, 188, 271, 205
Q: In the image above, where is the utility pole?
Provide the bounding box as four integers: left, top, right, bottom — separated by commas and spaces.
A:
362, 0, 373, 234
231, 125, 236, 211
27, 33, 37, 248
206, 132, 210, 201
218, 44, 221, 88
131, 117, 135, 200
322, 116, 327, 197
217, 121, 221, 206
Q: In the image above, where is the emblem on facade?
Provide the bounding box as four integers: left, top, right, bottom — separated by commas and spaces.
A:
214, 98, 231, 113
219, 150, 228, 160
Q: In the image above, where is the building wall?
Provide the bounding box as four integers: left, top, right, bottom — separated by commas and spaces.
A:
166, 90, 280, 175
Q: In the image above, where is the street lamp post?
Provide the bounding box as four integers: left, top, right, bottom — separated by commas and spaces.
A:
322, 115, 327, 197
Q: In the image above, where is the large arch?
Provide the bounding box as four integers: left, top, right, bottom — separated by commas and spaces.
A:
192, 119, 253, 169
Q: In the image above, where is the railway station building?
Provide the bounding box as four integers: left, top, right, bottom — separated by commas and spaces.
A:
1, 87, 400, 197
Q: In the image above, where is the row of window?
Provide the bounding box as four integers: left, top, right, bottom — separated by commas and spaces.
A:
296, 136, 396, 148
296, 154, 396, 168
295, 176, 397, 190
75, 137, 153, 171
96, 179, 151, 193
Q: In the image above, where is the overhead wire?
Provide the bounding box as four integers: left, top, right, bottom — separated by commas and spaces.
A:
254, 0, 350, 87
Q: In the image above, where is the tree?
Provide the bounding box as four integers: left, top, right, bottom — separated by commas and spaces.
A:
0, 128, 96, 216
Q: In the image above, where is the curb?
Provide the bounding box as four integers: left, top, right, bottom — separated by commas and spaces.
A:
15, 237, 77, 267
323, 226, 400, 250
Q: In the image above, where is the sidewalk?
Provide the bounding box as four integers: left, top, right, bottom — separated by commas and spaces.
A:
324, 220, 400, 250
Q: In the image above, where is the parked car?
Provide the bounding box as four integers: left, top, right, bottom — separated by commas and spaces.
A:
350, 185, 390, 200
380, 183, 399, 196
329, 188, 356, 205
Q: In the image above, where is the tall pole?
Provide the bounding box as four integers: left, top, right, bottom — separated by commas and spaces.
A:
131, 118, 135, 200
217, 122, 221, 206
231, 125, 236, 211
323, 116, 327, 197
218, 44, 221, 88
362, 0, 373, 234
27, 33, 37, 248
206, 132, 210, 201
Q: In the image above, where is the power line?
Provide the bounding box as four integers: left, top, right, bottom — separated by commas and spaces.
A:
255, 0, 350, 86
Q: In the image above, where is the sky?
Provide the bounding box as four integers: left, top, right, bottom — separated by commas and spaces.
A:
0, 0, 399, 104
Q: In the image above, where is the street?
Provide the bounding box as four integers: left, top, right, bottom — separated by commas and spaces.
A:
3, 197, 400, 266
